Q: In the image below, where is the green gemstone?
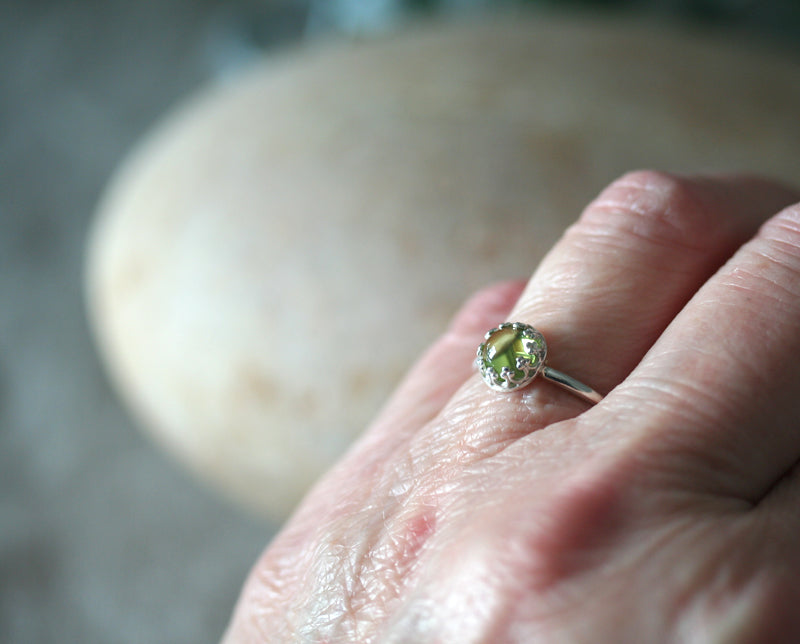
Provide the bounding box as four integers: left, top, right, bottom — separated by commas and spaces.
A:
479, 324, 546, 391
487, 327, 539, 376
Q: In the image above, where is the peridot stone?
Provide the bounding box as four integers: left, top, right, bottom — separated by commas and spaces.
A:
487, 326, 537, 369
477, 323, 546, 391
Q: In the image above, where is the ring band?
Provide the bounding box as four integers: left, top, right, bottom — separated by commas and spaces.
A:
476, 322, 602, 405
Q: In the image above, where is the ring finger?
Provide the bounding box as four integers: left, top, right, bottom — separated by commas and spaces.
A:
429, 171, 800, 456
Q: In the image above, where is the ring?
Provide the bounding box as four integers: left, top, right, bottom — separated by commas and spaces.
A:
476, 322, 602, 405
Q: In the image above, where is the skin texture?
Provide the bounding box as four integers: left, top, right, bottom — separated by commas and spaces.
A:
223, 171, 800, 643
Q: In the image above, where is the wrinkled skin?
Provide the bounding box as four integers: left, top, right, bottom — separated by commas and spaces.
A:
223, 172, 800, 643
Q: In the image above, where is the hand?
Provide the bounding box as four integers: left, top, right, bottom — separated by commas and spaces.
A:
223, 171, 800, 643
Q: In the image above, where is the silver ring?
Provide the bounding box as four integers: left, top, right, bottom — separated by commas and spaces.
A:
476, 322, 602, 405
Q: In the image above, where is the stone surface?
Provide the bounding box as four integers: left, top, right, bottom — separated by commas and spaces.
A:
87, 12, 800, 524
478, 323, 546, 391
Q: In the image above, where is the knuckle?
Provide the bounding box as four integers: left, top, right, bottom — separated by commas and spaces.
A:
760, 203, 800, 257
612, 169, 688, 197
480, 452, 636, 594
578, 169, 715, 253
747, 204, 800, 297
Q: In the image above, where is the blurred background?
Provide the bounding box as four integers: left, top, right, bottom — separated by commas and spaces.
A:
2, 1, 800, 642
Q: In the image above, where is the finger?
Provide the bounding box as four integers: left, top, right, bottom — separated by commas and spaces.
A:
512, 172, 800, 399
597, 202, 800, 503
439, 172, 800, 446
